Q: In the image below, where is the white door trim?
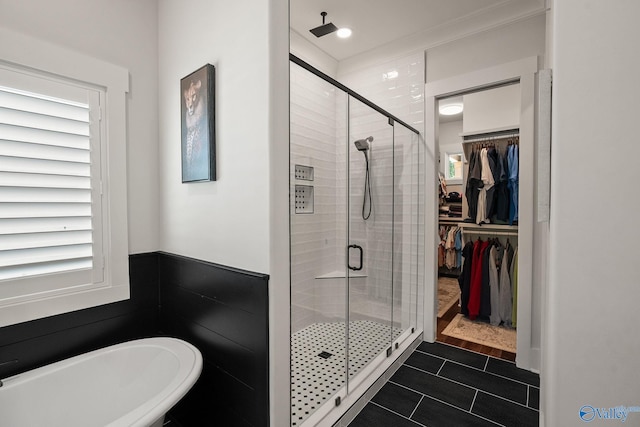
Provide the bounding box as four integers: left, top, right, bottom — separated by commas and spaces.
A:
424, 56, 539, 371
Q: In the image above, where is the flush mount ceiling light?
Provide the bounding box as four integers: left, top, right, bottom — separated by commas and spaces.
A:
337, 28, 352, 38
310, 12, 338, 37
439, 103, 464, 115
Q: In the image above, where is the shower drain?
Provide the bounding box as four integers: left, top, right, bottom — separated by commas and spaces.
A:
318, 351, 332, 359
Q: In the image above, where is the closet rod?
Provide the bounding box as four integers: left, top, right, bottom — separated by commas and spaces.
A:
462, 230, 518, 237
463, 128, 519, 143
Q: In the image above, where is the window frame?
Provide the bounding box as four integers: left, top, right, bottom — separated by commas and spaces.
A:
0, 27, 130, 327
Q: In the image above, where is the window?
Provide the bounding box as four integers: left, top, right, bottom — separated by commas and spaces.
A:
0, 67, 105, 303
0, 28, 130, 326
446, 152, 464, 183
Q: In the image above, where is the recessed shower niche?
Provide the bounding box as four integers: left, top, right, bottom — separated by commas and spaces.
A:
294, 184, 314, 214
294, 164, 314, 181
289, 56, 423, 426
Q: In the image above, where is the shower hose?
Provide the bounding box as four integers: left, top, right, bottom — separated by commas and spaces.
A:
362, 152, 372, 220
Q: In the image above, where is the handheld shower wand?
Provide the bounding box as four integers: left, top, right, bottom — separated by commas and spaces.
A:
354, 136, 373, 152
353, 136, 374, 220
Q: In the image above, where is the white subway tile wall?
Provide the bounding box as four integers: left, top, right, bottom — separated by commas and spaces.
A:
290, 52, 425, 334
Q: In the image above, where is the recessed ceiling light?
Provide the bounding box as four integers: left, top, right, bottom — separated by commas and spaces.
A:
383, 70, 399, 80
439, 103, 463, 115
337, 28, 352, 38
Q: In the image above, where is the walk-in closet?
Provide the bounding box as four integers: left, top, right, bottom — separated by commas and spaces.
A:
435, 83, 521, 359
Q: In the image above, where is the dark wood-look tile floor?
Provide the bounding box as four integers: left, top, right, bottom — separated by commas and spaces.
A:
437, 302, 516, 362
348, 341, 539, 427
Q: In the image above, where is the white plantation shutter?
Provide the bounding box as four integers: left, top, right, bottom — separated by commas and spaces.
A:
0, 67, 104, 302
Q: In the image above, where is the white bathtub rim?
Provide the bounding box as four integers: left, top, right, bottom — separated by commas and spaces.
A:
1, 337, 203, 427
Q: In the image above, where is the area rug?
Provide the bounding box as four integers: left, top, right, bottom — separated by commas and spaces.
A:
438, 277, 460, 318
442, 314, 517, 353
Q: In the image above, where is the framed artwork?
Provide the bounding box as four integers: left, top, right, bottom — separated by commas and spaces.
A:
181, 64, 216, 182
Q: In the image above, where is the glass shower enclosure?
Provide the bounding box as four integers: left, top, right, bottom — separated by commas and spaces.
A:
290, 56, 422, 426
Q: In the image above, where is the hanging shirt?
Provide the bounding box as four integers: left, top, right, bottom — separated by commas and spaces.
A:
468, 239, 489, 320
455, 228, 463, 268
508, 144, 519, 224
485, 147, 500, 220
511, 246, 519, 327
489, 244, 502, 326
476, 148, 495, 224
465, 149, 482, 221
445, 227, 457, 269
494, 147, 510, 222
480, 239, 493, 319
458, 240, 475, 316
499, 241, 514, 326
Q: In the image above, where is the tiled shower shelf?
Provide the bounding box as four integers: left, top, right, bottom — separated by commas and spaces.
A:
316, 270, 367, 279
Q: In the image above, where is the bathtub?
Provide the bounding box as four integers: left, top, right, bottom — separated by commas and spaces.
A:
0, 337, 203, 427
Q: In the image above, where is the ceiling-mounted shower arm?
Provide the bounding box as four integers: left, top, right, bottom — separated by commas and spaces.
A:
310, 11, 339, 38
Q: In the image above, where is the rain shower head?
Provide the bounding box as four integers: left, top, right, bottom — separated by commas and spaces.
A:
310, 12, 338, 37
354, 136, 374, 152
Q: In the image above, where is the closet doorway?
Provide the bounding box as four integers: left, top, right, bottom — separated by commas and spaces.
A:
436, 85, 520, 361
424, 57, 539, 371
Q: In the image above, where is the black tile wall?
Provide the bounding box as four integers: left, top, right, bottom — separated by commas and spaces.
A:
157, 252, 269, 427
0, 252, 159, 379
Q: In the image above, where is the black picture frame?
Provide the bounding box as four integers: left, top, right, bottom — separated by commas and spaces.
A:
181, 64, 216, 182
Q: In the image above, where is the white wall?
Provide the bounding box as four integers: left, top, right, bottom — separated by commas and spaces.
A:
426, 14, 546, 83
544, 1, 640, 425
290, 30, 339, 78
0, 0, 160, 254
157, 2, 291, 425
157, 0, 271, 273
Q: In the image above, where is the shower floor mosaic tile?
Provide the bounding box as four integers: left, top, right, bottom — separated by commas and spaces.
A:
291, 320, 402, 426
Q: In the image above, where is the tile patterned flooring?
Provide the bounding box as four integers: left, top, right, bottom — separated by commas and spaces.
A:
348, 341, 539, 427
166, 339, 538, 427
291, 321, 402, 426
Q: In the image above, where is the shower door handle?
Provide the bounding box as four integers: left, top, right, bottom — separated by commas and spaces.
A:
348, 244, 363, 271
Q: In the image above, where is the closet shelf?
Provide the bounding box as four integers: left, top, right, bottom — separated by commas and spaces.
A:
459, 126, 519, 138
458, 223, 518, 237
439, 217, 462, 224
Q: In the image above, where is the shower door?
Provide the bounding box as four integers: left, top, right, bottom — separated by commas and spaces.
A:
347, 97, 395, 383
290, 59, 421, 427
